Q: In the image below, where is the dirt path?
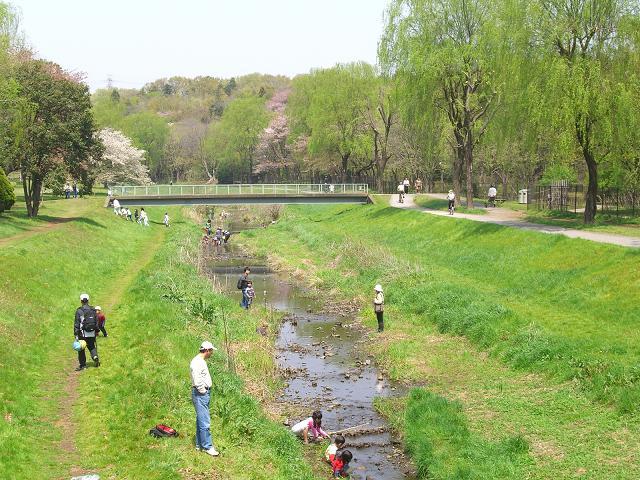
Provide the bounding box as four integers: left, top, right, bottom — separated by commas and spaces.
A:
389, 193, 640, 248
0, 200, 94, 247
57, 227, 167, 478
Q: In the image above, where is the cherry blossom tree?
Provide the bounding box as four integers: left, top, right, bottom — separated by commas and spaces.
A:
254, 89, 293, 180
95, 128, 151, 185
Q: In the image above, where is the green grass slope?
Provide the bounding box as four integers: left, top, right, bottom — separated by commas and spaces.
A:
0, 200, 315, 479
238, 203, 640, 479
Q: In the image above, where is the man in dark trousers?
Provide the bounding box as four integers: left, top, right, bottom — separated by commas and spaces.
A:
237, 267, 250, 308
74, 293, 100, 371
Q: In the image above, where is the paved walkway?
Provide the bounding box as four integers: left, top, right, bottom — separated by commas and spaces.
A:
389, 193, 640, 248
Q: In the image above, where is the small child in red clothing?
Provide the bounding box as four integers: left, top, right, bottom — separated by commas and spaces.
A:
331, 449, 352, 477
96, 306, 107, 337
325, 434, 346, 463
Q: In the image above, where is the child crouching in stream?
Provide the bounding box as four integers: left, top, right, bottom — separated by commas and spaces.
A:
331, 449, 352, 477
291, 410, 330, 444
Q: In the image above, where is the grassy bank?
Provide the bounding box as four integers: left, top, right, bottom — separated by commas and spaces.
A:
237, 203, 640, 479
414, 195, 486, 214
0, 200, 315, 479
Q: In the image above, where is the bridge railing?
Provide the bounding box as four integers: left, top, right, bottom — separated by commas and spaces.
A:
111, 184, 369, 197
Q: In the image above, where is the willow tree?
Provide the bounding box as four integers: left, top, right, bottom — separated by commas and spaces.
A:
535, 0, 637, 222
380, 0, 501, 207
288, 64, 372, 182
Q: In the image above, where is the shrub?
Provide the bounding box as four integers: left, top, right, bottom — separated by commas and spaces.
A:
0, 167, 15, 213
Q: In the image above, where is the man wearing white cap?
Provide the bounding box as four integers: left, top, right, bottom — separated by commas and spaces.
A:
74, 293, 100, 371
190, 341, 219, 456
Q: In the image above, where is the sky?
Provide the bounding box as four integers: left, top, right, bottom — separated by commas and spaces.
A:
11, 0, 391, 91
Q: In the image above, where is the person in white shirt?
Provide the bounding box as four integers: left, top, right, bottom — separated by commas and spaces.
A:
112, 198, 120, 215
140, 208, 149, 227
488, 185, 497, 207
447, 190, 456, 214
403, 177, 410, 194
163, 212, 170, 228
190, 341, 219, 456
397, 183, 405, 203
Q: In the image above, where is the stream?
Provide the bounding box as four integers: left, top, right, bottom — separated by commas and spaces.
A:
207, 247, 413, 479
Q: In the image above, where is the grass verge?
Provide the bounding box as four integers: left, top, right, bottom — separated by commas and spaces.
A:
0, 200, 316, 479
237, 203, 640, 479
414, 195, 487, 214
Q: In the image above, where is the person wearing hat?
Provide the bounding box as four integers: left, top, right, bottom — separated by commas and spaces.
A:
74, 293, 100, 371
190, 341, 219, 456
96, 306, 107, 337
373, 284, 385, 333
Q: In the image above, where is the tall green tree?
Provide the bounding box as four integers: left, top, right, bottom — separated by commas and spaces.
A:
207, 96, 270, 182
289, 64, 372, 182
535, 0, 636, 222
380, 0, 501, 207
119, 112, 169, 181
11, 59, 101, 216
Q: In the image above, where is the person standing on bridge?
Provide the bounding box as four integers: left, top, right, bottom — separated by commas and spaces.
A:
373, 284, 384, 332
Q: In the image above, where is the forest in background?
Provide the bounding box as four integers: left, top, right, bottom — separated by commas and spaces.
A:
2, 0, 640, 222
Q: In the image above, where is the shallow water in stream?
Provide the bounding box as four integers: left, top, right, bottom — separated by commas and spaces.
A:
207, 248, 413, 479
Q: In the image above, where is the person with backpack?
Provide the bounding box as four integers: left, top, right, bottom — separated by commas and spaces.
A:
237, 267, 250, 308
74, 293, 100, 371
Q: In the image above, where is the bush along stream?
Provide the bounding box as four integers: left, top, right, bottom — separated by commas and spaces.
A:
204, 244, 416, 479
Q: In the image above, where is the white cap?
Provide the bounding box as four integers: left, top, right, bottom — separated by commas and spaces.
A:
374, 284, 383, 292
80, 293, 89, 301
95, 306, 102, 311
200, 341, 217, 351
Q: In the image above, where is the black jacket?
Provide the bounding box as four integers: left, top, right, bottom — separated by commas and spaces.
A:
74, 304, 97, 337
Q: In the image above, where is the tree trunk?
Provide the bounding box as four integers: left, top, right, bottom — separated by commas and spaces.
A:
22, 173, 43, 217
583, 149, 598, 223
341, 152, 350, 183
452, 131, 465, 207
465, 138, 474, 209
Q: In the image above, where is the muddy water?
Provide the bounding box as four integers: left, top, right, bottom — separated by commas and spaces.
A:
208, 253, 412, 480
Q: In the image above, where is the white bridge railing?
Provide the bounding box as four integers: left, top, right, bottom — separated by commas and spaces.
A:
111, 183, 369, 197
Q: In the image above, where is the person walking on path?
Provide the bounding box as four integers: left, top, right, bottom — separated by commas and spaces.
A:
72, 182, 78, 199
190, 341, 219, 456
488, 185, 497, 207
74, 293, 100, 371
373, 284, 385, 332
96, 306, 108, 337
163, 212, 170, 228
237, 267, 251, 308
403, 177, 410, 194
64, 183, 71, 199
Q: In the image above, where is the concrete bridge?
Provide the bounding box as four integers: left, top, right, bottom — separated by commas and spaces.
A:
110, 183, 370, 206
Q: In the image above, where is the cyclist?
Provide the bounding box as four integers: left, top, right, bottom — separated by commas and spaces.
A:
397, 183, 405, 203
447, 189, 456, 215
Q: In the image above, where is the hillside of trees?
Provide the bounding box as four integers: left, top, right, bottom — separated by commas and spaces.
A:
2, 0, 640, 222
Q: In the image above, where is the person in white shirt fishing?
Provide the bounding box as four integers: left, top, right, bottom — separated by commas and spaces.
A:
190, 341, 219, 456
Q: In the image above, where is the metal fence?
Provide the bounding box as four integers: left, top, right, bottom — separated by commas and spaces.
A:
111, 183, 369, 197
530, 182, 640, 215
